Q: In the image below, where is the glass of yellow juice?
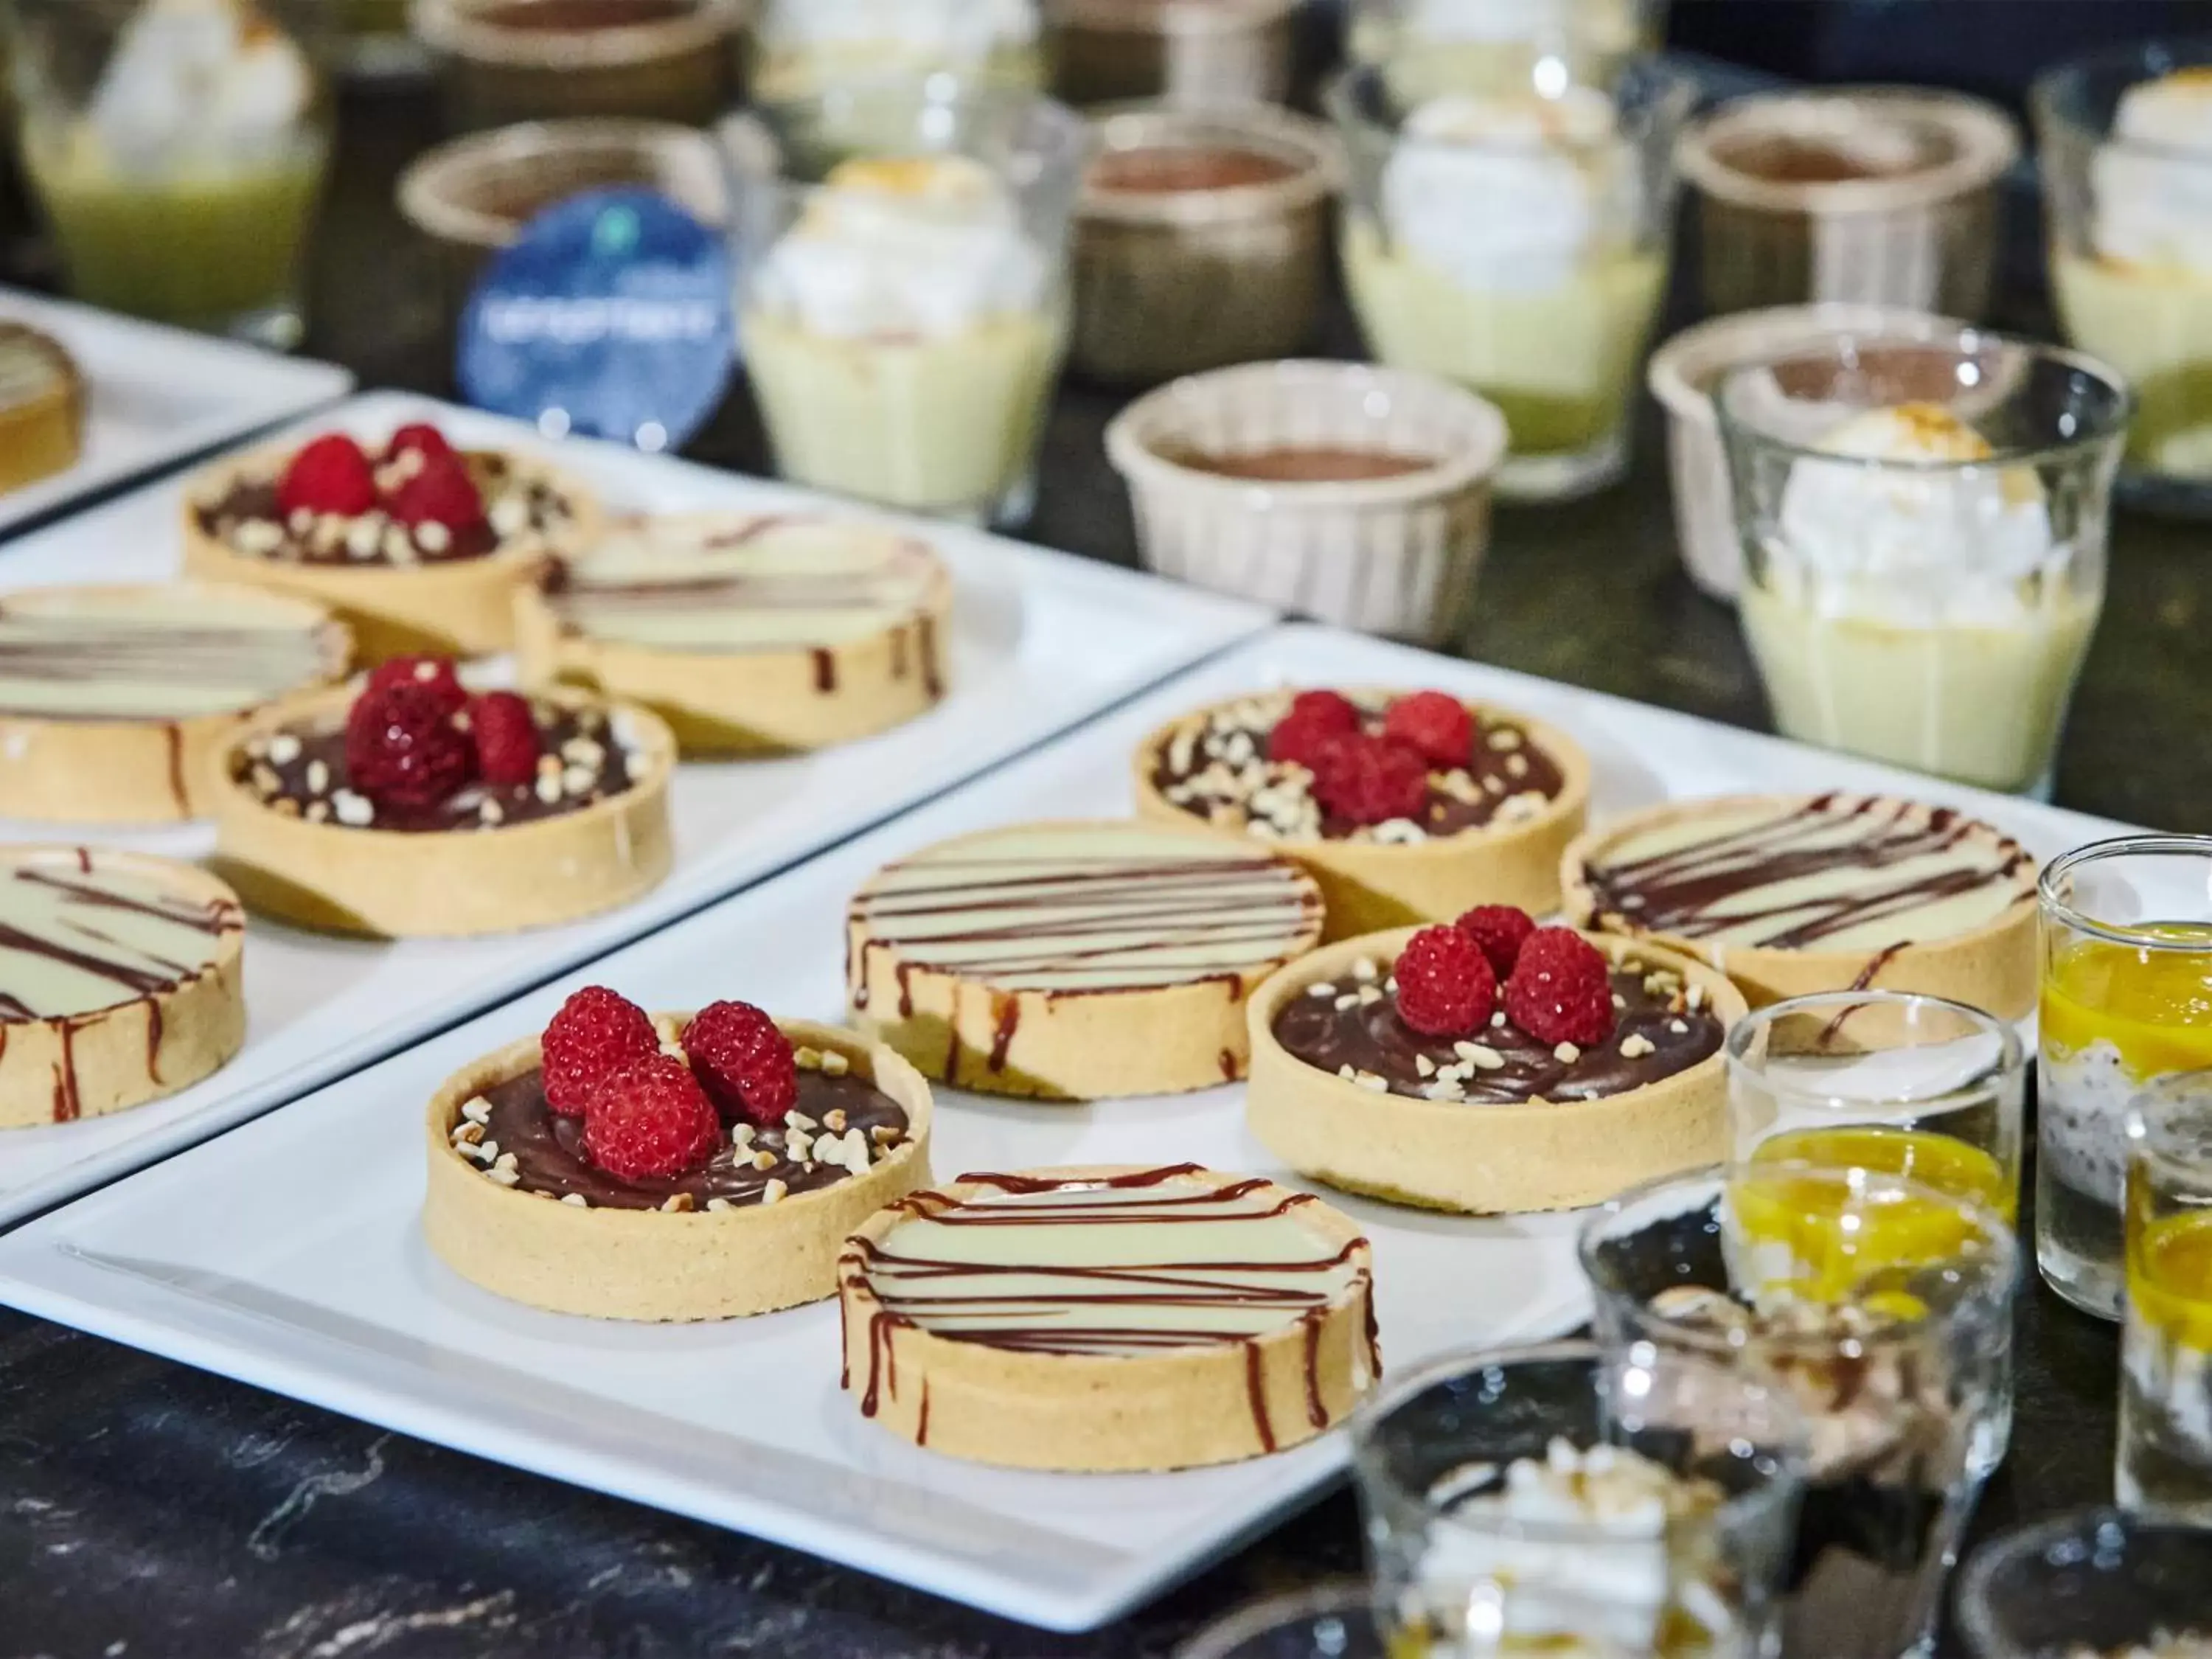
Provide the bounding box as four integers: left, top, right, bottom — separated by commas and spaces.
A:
2120, 1071, 2212, 1517
1727, 990, 2026, 1227
2039, 835, 2212, 1321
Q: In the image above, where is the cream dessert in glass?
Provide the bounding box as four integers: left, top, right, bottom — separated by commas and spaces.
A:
1716, 328, 2130, 796
723, 87, 1085, 526
1327, 59, 1691, 501
1346, 0, 1658, 103
752, 0, 1042, 100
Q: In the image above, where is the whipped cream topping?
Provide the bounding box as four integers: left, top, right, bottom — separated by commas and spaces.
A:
1768, 403, 2062, 627
83, 0, 313, 170
1380, 88, 1630, 292
751, 156, 1051, 341
2093, 69, 2212, 272
0, 849, 241, 1021
759, 0, 1036, 58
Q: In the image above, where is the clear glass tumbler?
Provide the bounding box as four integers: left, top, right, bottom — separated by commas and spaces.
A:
751, 0, 1044, 102
1728, 991, 2027, 1225
1178, 1585, 1389, 1659
1958, 1508, 2212, 1658
4, 0, 334, 346
1350, 1338, 1806, 1658
1326, 57, 1691, 502
2039, 835, 2212, 1321
1580, 1165, 2018, 1659
1715, 327, 2130, 796
720, 83, 1086, 525
1343, 0, 1663, 103
2121, 1072, 2212, 1515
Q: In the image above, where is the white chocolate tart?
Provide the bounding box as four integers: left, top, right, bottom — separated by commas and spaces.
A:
846, 819, 1325, 1100
424, 1015, 934, 1323
838, 1163, 1379, 1471
1133, 689, 1592, 940
0, 846, 246, 1129
515, 511, 954, 754
0, 582, 352, 824
1560, 792, 2039, 1018
1246, 928, 1746, 1214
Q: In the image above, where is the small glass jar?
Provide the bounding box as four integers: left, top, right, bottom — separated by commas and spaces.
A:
1178, 1585, 1388, 1659
751, 0, 1043, 102
1344, 0, 1663, 104
1327, 58, 1692, 502
2121, 1072, 2212, 1516
1959, 1509, 2212, 1659
412, 0, 747, 131
1046, 0, 1296, 111
1715, 326, 2130, 796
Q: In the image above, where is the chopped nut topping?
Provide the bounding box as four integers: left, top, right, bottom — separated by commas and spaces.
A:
1554, 1042, 1582, 1064
759, 1178, 788, 1206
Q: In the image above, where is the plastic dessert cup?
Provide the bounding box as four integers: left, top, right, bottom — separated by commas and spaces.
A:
412, 0, 747, 131
1958, 1509, 2212, 1659
750, 0, 1044, 101
2121, 1074, 2212, 1516
2039, 835, 2212, 1322
1328, 58, 1693, 501
1716, 327, 2130, 796
722, 86, 1088, 526
1677, 88, 2019, 321
1046, 0, 1296, 109
1344, 0, 1661, 103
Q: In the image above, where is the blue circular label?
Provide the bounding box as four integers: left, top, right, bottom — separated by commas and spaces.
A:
458, 187, 736, 453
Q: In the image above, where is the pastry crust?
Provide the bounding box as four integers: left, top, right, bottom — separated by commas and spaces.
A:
207, 685, 676, 939
0, 849, 246, 1130
1559, 793, 2039, 1018
0, 584, 352, 824
1246, 928, 1747, 1214
837, 1164, 1378, 1472
1131, 692, 1593, 940
845, 820, 1326, 1101
422, 1018, 935, 1322
179, 440, 602, 664
0, 324, 83, 495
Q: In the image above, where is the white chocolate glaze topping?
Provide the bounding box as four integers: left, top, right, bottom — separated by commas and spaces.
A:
0, 847, 241, 1020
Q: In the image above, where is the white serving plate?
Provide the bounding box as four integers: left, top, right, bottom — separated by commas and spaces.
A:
0, 287, 353, 536
0, 622, 2141, 1630
0, 390, 1272, 1225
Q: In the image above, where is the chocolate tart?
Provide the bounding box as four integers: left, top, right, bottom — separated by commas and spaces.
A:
1246, 928, 1747, 1214
424, 1016, 934, 1323
1132, 689, 1592, 940
209, 684, 676, 939
514, 511, 954, 755
1560, 792, 2039, 1018
0, 846, 246, 1130
838, 1163, 1378, 1472
181, 437, 600, 664
0, 582, 352, 824
845, 819, 1325, 1101
0, 324, 84, 495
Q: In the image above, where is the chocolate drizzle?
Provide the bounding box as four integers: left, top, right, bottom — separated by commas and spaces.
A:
162, 724, 187, 813
810, 647, 835, 694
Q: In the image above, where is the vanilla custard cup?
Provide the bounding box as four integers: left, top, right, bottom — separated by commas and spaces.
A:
2039, 836, 2212, 1322
1716, 329, 2130, 797
722, 86, 1086, 526
1326, 59, 1692, 502
751, 0, 1043, 100
1345, 0, 1663, 103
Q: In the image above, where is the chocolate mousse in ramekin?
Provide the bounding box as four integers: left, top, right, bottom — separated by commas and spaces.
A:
1075, 102, 1340, 385
1106, 359, 1507, 644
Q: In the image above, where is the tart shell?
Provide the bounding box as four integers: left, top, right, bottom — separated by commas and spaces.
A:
1130, 692, 1593, 941
422, 1017, 935, 1323
1245, 928, 1747, 1214
207, 684, 676, 939
0, 849, 246, 1130
0, 324, 83, 495
837, 1164, 1377, 1472
1559, 793, 2039, 1019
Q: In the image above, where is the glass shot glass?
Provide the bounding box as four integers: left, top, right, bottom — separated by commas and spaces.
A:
1343, 0, 1663, 105
1178, 1585, 1388, 1659
1714, 326, 2130, 798
2039, 835, 2212, 1322
4, 0, 334, 347
1349, 1338, 1806, 1658
1580, 1165, 2018, 1659
720, 83, 1087, 526
2122, 1073, 2212, 1517
1728, 991, 2027, 1225
1326, 57, 1692, 503
1958, 1508, 2212, 1659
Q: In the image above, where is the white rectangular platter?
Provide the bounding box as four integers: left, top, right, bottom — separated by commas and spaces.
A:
0, 287, 353, 535
0, 621, 2144, 1631
0, 389, 1272, 1226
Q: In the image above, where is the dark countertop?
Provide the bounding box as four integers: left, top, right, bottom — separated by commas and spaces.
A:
0, 67, 2202, 1659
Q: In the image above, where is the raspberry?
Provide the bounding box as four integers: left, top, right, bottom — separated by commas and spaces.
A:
682, 1000, 798, 1127
470, 692, 540, 786
1393, 925, 1498, 1038
1382, 691, 1474, 770
343, 681, 475, 809
276, 434, 377, 519
1312, 734, 1429, 827
386, 423, 456, 466
387, 453, 487, 532
1456, 905, 1537, 978
540, 986, 662, 1116
583, 1053, 722, 1180
365, 655, 467, 718
1268, 690, 1363, 770
1503, 928, 1618, 1048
